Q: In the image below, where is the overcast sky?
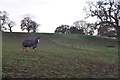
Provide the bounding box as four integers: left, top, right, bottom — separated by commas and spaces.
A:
0, 0, 97, 33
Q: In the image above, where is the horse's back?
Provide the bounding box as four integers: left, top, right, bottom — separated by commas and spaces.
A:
22, 39, 34, 47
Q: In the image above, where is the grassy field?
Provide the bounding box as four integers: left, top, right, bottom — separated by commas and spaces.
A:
2, 32, 118, 78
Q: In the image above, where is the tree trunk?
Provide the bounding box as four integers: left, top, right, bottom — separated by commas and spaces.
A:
0, 26, 1, 31
28, 29, 30, 33
33, 30, 36, 33
10, 28, 12, 33
115, 19, 120, 39
0, 23, 1, 31
117, 26, 120, 45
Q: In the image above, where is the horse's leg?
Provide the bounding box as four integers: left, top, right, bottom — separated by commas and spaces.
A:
33, 48, 35, 52
33, 49, 35, 52
22, 47, 27, 52
25, 47, 27, 52
33, 47, 36, 52
22, 47, 25, 52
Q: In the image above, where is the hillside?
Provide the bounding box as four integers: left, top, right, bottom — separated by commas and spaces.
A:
40, 33, 118, 52
2, 32, 118, 78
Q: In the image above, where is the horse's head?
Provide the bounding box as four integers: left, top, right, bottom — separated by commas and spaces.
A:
36, 37, 40, 43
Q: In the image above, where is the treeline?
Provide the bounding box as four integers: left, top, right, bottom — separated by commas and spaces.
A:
1, 0, 120, 39
55, 21, 96, 36
55, 20, 117, 38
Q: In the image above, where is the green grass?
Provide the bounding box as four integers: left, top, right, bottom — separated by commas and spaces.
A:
41, 33, 118, 52
2, 32, 118, 78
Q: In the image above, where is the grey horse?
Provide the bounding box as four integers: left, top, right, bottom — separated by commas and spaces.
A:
22, 37, 40, 52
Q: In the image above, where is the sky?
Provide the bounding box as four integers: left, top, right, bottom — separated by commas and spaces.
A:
0, 0, 97, 33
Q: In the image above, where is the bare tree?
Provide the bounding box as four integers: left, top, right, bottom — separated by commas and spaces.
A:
55, 24, 70, 34
8, 21, 16, 32
0, 11, 9, 31
74, 20, 91, 35
21, 17, 31, 33
20, 17, 39, 33
86, 23, 97, 35
84, 0, 120, 38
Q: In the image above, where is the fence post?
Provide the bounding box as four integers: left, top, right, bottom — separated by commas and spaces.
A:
0, 31, 2, 79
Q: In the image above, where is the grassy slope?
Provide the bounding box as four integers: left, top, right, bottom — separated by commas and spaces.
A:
2, 32, 118, 78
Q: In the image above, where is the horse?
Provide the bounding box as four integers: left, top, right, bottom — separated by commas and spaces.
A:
22, 37, 40, 52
